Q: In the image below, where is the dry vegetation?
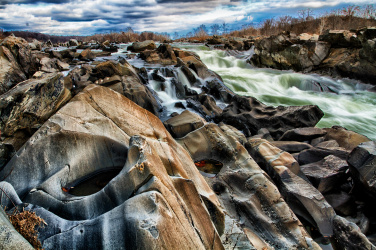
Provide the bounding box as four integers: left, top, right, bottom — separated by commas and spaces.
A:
1, 188, 45, 249
8, 209, 46, 250
229, 4, 376, 37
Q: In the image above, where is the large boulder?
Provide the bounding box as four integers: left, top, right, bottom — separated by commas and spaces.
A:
128, 40, 156, 52
0, 72, 72, 151
218, 95, 324, 139
318, 30, 361, 48
0, 85, 224, 249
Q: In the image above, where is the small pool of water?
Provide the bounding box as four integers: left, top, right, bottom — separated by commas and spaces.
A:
63, 168, 122, 196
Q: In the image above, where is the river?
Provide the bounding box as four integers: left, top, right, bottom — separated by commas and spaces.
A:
175, 43, 376, 140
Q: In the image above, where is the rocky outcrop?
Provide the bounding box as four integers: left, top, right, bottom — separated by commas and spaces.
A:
250, 27, 376, 84
0, 85, 224, 249
217, 94, 324, 139
177, 123, 320, 249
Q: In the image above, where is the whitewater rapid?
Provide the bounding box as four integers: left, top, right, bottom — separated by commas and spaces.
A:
181, 44, 375, 140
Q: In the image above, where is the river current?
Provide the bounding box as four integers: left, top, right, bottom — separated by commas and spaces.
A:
175, 43, 376, 140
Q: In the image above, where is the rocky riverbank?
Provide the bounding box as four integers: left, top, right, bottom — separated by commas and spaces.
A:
249, 27, 376, 85
0, 35, 376, 249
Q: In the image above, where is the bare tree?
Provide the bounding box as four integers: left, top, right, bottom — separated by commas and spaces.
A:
210, 24, 221, 35
222, 22, 228, 35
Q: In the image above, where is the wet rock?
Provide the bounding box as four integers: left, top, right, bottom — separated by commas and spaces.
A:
279, 127, 327, 142
348, 141, 376, 198
163, 110, 206, 138
271, 141, 312, 153
0, 206, 34, 250
179, 55, 219, 79
297, 147, 348, 165
186, 94, 222, 121
332, 215, 375, 250
323, 126, 370, 151
345, 212, 370, 234
205, 77, 234, 103
177, 123, 320, 249
0, 85, 224, 249
0, 72, 71, 151
128, 40, 156, 52
300, 155, 348, 194
218, 95, 324, 139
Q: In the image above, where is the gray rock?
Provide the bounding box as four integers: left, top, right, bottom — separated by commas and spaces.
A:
297, 147, 348, 165
271, 141, 312, 153
128, 40, 156, 52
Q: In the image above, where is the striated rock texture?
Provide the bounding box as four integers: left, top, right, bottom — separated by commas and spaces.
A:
177, 123, 320, 249
0, 85, 224, 249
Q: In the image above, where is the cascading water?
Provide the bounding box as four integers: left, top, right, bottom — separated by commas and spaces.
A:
177, 44, 376, 140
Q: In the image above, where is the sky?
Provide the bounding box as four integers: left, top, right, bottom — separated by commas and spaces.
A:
0, 0, 374, 36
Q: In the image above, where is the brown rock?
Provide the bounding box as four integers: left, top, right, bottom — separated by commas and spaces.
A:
163, 110, 206, 138
279, 127, 327, 142
324, 126, 370, 151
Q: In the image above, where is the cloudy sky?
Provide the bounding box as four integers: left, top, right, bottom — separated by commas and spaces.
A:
0, 0, 374, 36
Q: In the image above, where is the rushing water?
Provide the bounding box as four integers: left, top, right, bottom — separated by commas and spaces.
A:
175, 43, 376, 140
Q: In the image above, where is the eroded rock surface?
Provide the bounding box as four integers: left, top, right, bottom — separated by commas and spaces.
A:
0, 85, 223, 249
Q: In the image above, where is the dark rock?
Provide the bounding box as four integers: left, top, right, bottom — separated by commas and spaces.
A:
271, 141, 312, 153
297, 147, 348, 165
163, 110, 206, 138
279, 127, 327, 142
205, 77, 234, 103
218, 95, 324, 139
348, 141, 376, 198
300, 155, 348, 194
0, 143, 15, 170
332, 215, 375, 250
325, 192, 356, 216
319, 30, 362, 48
249, 128, 274, 142
171, 78, 185, 99
206, 36, 223, 45
174, 102, 185, 109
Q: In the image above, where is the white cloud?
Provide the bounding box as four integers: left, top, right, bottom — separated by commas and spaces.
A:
0, 0, 374, 35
